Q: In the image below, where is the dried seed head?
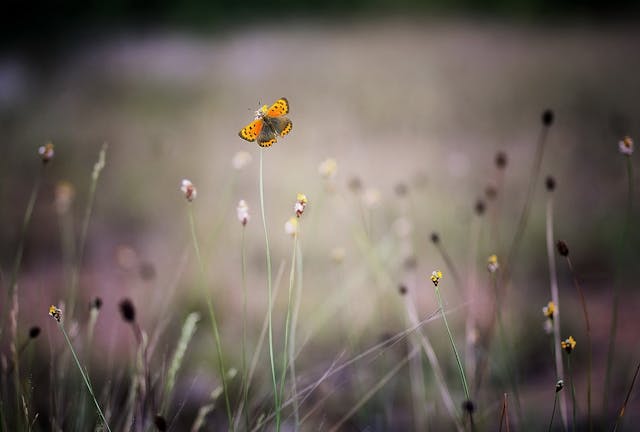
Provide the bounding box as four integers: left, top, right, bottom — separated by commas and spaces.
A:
430, 232, 440, 244
495, 151, 507, 169
398, 284, 408, 296
545, 176, 556, 191
542, 109, 554, 126
556, 240, 569, 257
180, 179, 197, 202
485, 184, 497, 200
119, 299, 136, 323
462, 399, 476, 414
474, 199, 486, 216
91, 297, 103, 310
29, 326, 41, 339
556, 380, 564, 392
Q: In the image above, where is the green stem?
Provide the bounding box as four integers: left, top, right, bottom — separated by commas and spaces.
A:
612, 359, 640, 432
188, 206, 232, 428
240, 226, 249, 431
58, 322, 111, 432
434, 284, 470, 401
259, 149, 279, 430
288, 238, 303, 427
278, 231, 298, 414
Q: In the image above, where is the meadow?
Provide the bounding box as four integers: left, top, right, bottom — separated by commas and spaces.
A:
0, 19, 639, 431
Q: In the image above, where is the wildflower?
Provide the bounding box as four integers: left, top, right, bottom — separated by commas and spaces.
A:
49, 305, 62, 322
542, 109, 554, 126
55, 181, 75, 214
561, 336, 576, 354
237, 200, 250, 226
545, 176, 556, 191
619, 136, 634, 155
180, 179, 197, 202
556, 380, 564, 392
318, 158, 337, 179
430, 270, 443, 287
119, 299, 136, 323
285, 217, 298, 237
487, 254, 499, 273
232, 151, 252, 170
362, 188, 381, 209
556, 240, 569, 257
294, 193, 308, 218
543, 301, 556, 319
330, 247, 345, 264
38, 142, 55, 163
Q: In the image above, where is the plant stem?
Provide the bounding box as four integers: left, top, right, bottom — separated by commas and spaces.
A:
240, 226, 249, 431
567, 355, 577, 432
188, 205, 232, 428
259, 149, 279, 430
566, 257, 591, 431
278, 230, 298, 418
288, 235, 303, 427
546, 194, 568, 430
58, 322, 112, 432
612, 359, 640, 432
548, 391, 559, 432
434, 284, 470, 401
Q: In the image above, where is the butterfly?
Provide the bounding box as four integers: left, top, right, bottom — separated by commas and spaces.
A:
239, 98, 293, 147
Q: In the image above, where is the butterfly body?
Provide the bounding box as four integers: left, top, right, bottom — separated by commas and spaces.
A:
239, 98, 292, 147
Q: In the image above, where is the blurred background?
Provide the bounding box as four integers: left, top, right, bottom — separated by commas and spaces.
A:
1, 1, 640, 430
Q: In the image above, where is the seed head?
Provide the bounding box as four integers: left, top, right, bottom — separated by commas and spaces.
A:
556, 380, 564, 392
561, 336, 576, 354
485, 183, 497, 200
295, 193, 308, 218
495, 151, 508, 169
90, 297, 103, 310
545, 176, 556, 191
237, 200, 250, 226
180, 179, 197, 202
398, 284, 408, 296
154, 415, 168, 431
29, 326, 41, 339
119, 298, 136, 323
619, 136, 634, 155
462, 399, 476, 414
430, 270, 443, 287
556, 240, 569, 257
542, 109, 554, 126
430, 232, 440, 244
38, 142, 55, 163
48, 305, 62, 322
474, 199, 486, 215
487, 254, 499, 273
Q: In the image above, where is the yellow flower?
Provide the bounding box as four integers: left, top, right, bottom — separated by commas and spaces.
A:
430, 270, 443, 286
38, 142, 55, 163
487, 254, 499, 273
295, 193, 308, 217
543, 301, 555, 319
561, 336, 576, 354
49, 305, 62, 322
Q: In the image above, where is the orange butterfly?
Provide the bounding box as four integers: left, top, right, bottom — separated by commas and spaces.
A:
239, 98, 293, 147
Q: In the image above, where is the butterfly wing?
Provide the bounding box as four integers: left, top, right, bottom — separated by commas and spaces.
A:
269, 116, 293, 137
256, 123, 278, 147
266, 98, 289, 117
239, 119, 263, 142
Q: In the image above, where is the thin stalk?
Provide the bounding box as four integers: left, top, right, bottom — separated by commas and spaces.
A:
565, 257, 592, 430
57, 322, 112, 432
188, 206, 232, 427
604, 155, 634, 412
500, 393, 510, 432
259, 149, 279, 430
240, 226, 249, 431
546, 194, 568, 430
68, 144, 107, 321
433, 240, 464, 293
612, 359, 640, 432
434, 283, 470, 401
288, 235, 303, 427
278, 229, 298, 422
548, 391, 559, 432
567, 355, 577, 432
